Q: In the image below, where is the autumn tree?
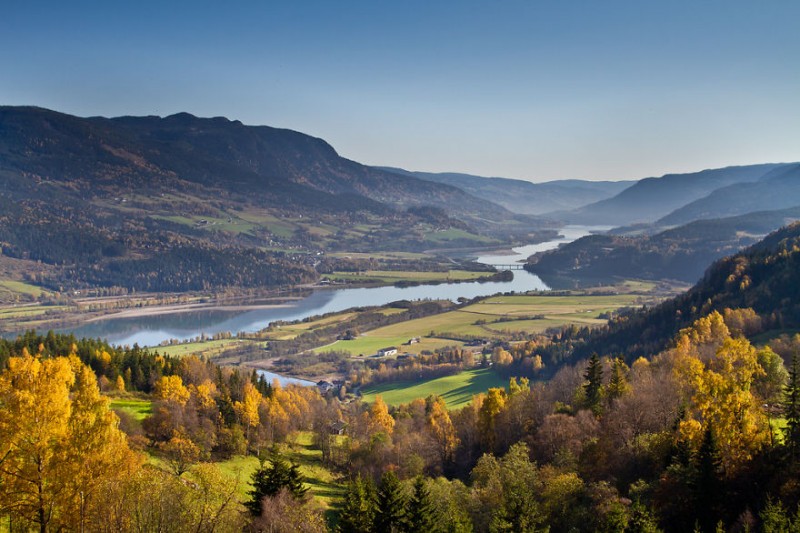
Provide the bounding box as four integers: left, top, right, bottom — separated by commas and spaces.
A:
154, 374, 190, 405
676, 332, 771, 473
479, 388, 507, 452
426, 395, 459, 465
0, 353, 140, 532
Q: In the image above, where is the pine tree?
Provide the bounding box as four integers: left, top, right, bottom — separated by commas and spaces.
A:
695, 427, 722, 533
783, 351, 800, 461
247, 452, 308, 516
405, 476, 436, 533
338, 475, 377, 533
583, 353, 604, 414
374, 471, 406, 533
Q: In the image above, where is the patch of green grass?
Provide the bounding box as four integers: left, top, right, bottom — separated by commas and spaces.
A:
285, 432, 345, 508
360, 367, 507, 409
0, 280, 46, 297
155, 338, 253, 358
109, 398, 153, 421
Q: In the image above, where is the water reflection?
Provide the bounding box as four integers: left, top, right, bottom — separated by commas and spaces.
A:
63, 225, 606, 347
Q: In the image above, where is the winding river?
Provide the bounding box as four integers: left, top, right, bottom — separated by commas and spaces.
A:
65, 225, 606, 347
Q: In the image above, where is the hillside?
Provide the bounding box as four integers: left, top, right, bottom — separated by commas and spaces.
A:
576, 221, 800, 359
556, 163, 787, 225
658, 163, 800, 226
0, 106, 551, 293
380, 167, 632, 215
0, 106, 526, 224
526, 206, 800, 285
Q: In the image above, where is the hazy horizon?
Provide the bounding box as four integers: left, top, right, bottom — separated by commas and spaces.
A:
2, 0, 799, 182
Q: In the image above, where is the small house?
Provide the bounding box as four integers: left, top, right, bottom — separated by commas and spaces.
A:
376, 347, 398, 357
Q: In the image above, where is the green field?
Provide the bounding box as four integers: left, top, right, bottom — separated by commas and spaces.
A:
154, 338, 255, 358
110, 398, 153, 421
0, 280, 47, 298
360, 367, 507, 409
316, 292, 646, 357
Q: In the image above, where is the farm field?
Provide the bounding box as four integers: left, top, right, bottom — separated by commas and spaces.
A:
360, 367, 507, 409
317, 291, 648, 356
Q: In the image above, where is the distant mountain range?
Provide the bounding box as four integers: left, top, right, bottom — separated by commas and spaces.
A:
378, 167, 632, 215
552, 163, 788, 226
657, 163, 800, 226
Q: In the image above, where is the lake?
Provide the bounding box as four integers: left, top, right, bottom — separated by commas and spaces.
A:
65, 225, 605, 347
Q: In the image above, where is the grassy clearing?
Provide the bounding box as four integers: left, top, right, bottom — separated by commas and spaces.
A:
360, 367, 506, 410
206, 432, 344, 509
285, 432, 345, 508
110, 398, 153, 421
155, 338, 255, 358
0, 280, 47, 298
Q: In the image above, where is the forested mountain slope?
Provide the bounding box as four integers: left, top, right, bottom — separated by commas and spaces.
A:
578, 222, 800, 359
527, 206, 800, 284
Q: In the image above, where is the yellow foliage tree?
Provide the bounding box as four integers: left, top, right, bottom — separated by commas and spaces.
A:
0, 354, 141, 532
479, 388, 507, 451
369, 395, 395, 436
675, 315, 770, 473
154, 374, 191, 405
234, 382, 262, 443
426, 395, 459, 462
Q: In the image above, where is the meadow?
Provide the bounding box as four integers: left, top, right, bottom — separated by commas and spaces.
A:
360, 367, 508, 409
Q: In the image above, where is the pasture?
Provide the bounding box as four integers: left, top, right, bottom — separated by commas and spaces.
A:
360, 367, 507, 410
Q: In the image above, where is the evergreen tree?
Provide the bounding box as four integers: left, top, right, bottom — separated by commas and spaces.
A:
374, 471, 406, 533
246, 452, 308, 516
338, 475, 377, 533
783, 351, 800, 461
606, 357, 630, 403
695, 427, 722, 533
405, 476, 436, 533
583, 353, 604, 414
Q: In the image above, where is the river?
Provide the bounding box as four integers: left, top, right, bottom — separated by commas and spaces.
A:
65, 225, 606, 347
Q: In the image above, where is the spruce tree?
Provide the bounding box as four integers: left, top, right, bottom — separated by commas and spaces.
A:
405, 476, 436, 533
374, 471, 406, 533
246, 452, 308, 516
583, 353, 604, 414
783, 351, 800, 461
338, 475, 377, 533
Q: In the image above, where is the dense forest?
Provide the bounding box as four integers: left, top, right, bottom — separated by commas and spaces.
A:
527, 209, 800, 285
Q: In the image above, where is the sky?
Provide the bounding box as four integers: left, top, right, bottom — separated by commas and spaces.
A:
1, 1, 799, 182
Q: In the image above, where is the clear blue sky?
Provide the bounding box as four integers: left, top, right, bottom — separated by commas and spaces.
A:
2, 1, 798, 181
